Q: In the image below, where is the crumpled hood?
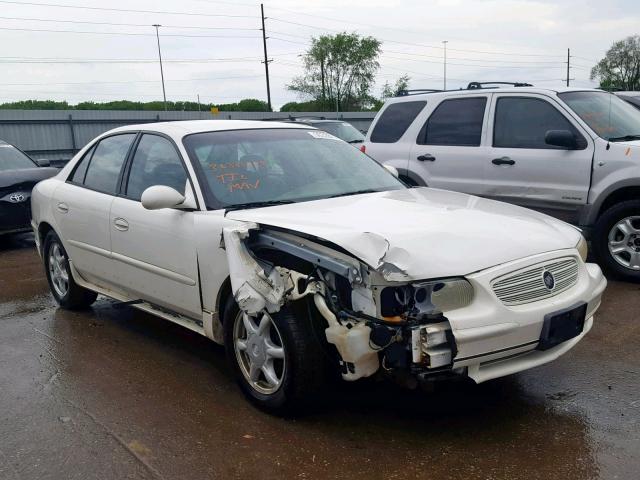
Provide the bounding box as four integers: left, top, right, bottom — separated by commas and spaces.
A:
227, 187, 582, 280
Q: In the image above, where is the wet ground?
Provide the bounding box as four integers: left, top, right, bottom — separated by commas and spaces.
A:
0, 233, 638, 480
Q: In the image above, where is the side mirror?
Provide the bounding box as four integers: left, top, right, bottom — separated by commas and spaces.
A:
545, 130, 577, 149
384, 164, 399, 178
36, 159, 51, 167
141, 185, 186, 210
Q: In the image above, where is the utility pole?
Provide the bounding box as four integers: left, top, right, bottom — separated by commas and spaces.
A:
566, 48, 570, 87
197, 94, 201, 118
152, 24, 167, 111
320, 56, 326, 104
260, 4, 272, 111
443, 40, 448, 90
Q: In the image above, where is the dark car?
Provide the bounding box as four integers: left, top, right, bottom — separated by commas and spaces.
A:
0, 140, 58, 236
272, 117, 366, 145
614, 91, 640, 110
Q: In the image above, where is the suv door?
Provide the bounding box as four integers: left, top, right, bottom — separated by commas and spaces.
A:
109, 133, 202, 319
409, 95, 490, 193
483, 93, 594, 223
53, 133, 136, 288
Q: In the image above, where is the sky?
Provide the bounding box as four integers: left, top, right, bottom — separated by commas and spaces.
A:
0, 0, 638, 110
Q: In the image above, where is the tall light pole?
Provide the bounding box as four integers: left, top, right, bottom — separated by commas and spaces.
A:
152, 24, 167, 111
443, 40, 448, 90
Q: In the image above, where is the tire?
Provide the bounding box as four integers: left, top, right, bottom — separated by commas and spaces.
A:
592, 200, 640, 282
43, 231, 98, 309
223, 298, 328, 413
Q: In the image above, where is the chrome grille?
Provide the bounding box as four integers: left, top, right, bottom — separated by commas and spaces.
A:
491, 257, 579, 306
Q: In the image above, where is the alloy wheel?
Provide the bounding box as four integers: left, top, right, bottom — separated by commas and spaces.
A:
48, 242, 69, 297
233, 311, 286, 395
608, 216, 640, 270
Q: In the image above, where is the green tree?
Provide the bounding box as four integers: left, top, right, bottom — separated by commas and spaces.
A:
288, 32, 382, 111
591, 35, 640, 90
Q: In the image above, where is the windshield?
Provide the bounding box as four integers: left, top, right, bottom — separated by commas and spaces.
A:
558, 91, 640, 141
0, 144, 36, 171
313, 122, 365, 143
183, 128, 404, 209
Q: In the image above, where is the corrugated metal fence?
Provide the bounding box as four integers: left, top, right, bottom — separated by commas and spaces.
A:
0, 110, 376, 162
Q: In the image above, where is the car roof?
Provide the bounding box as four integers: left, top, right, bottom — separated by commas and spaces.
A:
385, 86, 605, 104
615, 91, 640, 97
108, 120, 313, 137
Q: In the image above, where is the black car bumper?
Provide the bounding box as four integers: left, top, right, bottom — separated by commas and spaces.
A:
0, 191, 32, 235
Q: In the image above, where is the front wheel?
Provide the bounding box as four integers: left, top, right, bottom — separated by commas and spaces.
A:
43, 231, 98, 309
593, 200, 640, 282
223, 299, 328, 413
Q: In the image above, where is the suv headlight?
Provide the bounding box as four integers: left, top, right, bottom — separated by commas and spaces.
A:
413, 278, 474, 313
576, 235, 588, 262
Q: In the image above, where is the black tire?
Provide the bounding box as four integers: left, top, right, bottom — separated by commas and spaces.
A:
592, 200, 640, 282
43, 231, 98, 309
223, 298, 328, 413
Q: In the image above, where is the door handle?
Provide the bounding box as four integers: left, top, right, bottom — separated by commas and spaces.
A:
113, 218, 129, 232
417, 154, 436, 162
492, 157, 515, 166
56, 202, 69, 214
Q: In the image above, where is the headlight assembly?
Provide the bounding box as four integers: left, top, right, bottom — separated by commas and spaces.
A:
413, 278, 474, 313
576, 235, 588, 262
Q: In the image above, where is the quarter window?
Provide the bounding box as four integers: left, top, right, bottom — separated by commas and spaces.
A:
83, 134, 135, 194
494, 97, 580, 149
125, 134, 187, 200
418, 97, 486, 146
370, 101, 427, 143
69, 144, 95, 184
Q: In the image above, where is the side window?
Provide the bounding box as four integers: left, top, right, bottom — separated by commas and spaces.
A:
494, 97, 581, 149
126, 134, 187, 201
418, 97, 487, 146
370, 101, 427, 143
69, 144, 95, 184
83, 134, 136, 194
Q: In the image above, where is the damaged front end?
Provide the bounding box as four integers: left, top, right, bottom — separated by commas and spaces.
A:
222, 224, 472, 385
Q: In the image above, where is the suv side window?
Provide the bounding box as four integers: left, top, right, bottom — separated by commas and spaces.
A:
125, 134, 188, 201
370, 101, 427, 143
83, 134, 136, 194
494, 97, 582, 149
418, 97, 487, 146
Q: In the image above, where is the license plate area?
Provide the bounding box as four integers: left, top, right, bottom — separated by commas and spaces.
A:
537, 302, 587, 351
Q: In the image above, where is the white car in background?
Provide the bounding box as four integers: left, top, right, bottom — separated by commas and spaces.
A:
31, 120, 606, 412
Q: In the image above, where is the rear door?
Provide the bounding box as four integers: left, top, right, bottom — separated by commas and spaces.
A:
53, 133, 136, 288
109, 133, 202, 319
482, 93, 593, 222
408, 95, 491, 194
365, 100, 427, 178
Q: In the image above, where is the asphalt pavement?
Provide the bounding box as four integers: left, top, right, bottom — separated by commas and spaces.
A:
0, 233, 638, 480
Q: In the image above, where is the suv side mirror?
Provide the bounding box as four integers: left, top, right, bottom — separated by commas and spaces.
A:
141, 185, 186, 210
36, 159, 51, 167
545, 130, 577, 149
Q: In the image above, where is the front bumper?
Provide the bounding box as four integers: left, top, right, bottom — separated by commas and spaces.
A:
444, 249, 606, 383
0, 193, 32, 235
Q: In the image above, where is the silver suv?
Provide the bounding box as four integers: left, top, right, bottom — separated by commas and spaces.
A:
363, 84, 640, 281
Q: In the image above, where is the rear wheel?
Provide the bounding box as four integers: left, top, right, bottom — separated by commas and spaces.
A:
43, 231, 98, 309
593, 200, 640, 282
223, 298, 328, 413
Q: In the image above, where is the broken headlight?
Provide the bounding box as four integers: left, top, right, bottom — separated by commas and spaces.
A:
413, 278, 474, 313
380, 278, 474, 319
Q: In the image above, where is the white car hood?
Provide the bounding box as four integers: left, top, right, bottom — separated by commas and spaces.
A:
227, 188, 581, 280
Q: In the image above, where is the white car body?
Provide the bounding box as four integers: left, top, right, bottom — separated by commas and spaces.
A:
31, 120, 606, 407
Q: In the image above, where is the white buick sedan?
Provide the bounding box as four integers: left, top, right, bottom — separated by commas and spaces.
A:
32, 120, 606, 411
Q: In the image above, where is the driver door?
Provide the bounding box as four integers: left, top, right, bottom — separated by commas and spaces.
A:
109, 133, 202, 319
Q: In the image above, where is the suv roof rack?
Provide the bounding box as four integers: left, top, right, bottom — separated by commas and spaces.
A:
262, 115, 327, 122
467, 81, 533, 89
395, 82, 533, 97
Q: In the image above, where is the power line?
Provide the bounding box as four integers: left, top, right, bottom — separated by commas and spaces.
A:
0, 15, 260, 31
0, 26, 261, 38
0, 0, 258, 18
0, 74, 266, 86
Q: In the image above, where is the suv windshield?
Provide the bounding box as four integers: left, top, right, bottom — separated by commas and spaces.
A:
558, 91, 640, 141
0, 143, 36, 171
313, 122, 365, 143
183, 128, 404, 210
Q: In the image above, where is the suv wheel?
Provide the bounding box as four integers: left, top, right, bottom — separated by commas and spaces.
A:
43, 231, 98, 309
593, 200, 640, 282
223, 298, 327, 413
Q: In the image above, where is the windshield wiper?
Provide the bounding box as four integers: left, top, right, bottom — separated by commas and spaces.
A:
608, 134, 640, 142
224, 199, 295, 213
348, 139, 364, 144
328, 189, 380, 199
